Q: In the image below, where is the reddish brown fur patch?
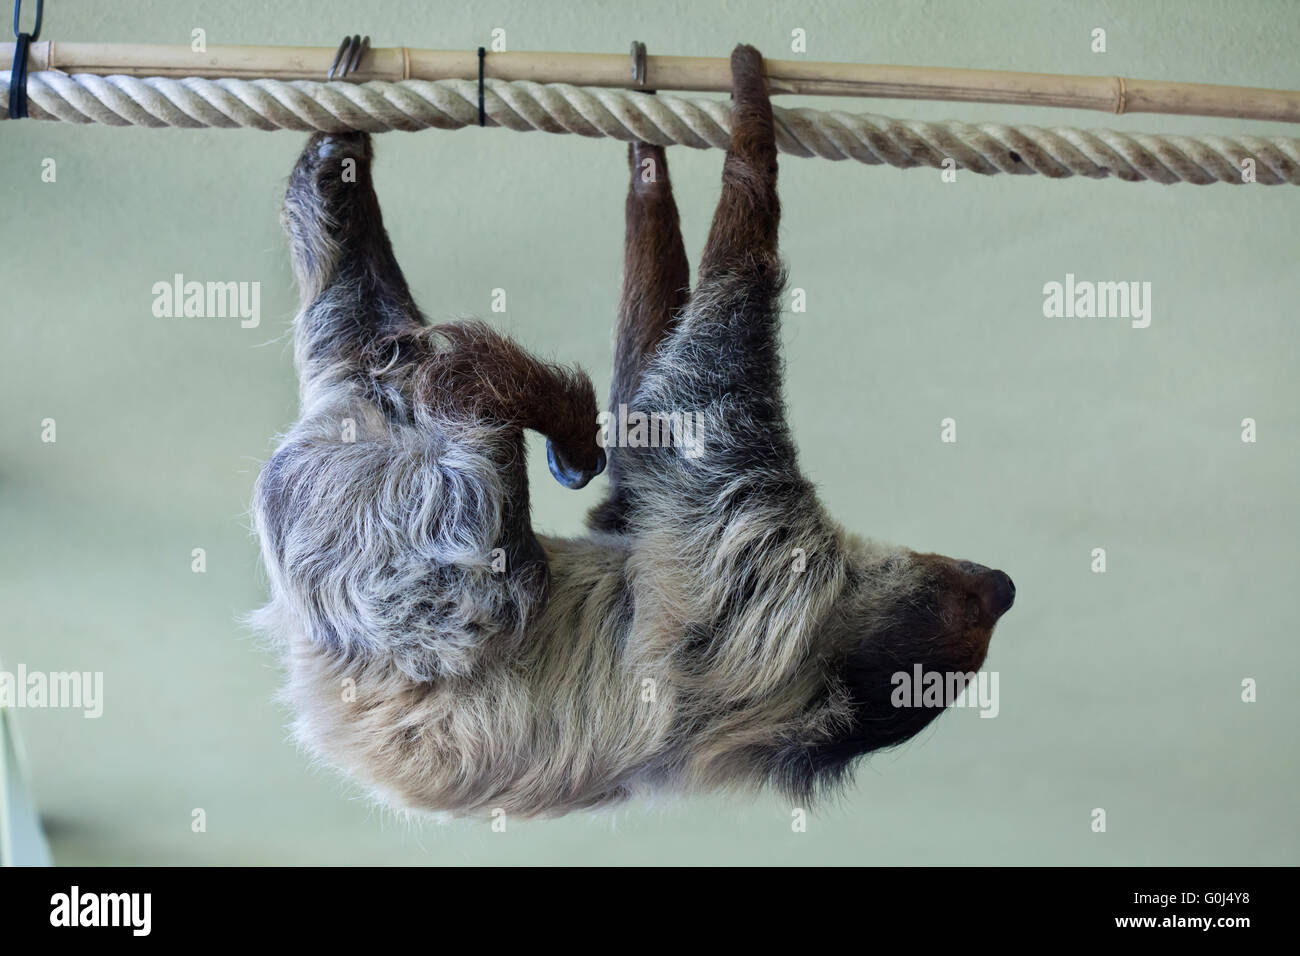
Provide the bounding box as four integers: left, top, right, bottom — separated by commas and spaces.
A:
610, 142, 692, 409
698, 45, 782, 280
405, 321, 601, 472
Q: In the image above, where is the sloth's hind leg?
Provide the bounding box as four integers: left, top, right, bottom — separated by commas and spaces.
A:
688, 41, 784, 416
697, 45, 781, 284
588, 143, 692, 532
610, 46, 807, 545
609, 142, 692, 412
628, 46, 791, 468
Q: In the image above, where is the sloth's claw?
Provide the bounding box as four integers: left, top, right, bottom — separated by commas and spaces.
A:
546, 440, 606, 490
328, 34, 371, 81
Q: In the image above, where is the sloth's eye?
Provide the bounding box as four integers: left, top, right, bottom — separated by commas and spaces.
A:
964, 594, 982, 625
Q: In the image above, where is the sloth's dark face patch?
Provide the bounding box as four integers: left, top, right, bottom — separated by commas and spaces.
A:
908, 551, 1016, 660
772, 551, 1015, 799
849, 551, 1014, 732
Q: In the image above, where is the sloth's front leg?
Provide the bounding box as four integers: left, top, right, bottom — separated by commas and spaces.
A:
283, 131, 418, 316
698, 43, 781, 283
283, 131, 604, 488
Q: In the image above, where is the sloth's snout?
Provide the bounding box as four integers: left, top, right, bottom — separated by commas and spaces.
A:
959, 561, 1015, 621
983, 570, 1015, 618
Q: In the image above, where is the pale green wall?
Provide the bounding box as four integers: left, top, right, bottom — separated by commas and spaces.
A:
1, 0, 1296, 865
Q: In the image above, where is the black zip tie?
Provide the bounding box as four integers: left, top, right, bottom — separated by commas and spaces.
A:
477, 46, 486, 127
8, 0, 42, 119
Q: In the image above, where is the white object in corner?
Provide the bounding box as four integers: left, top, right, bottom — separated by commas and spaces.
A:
0, 707, 53, 866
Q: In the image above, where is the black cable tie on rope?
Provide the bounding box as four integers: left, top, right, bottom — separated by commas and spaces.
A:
8, 0, 43, 119
477, 46, 486, 127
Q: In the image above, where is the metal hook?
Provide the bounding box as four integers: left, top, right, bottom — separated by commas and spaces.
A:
630, 39, 662, 97
630, 40, 655, 95
630, 41, 645, 86
12, 0, 41, 40
8, 0, 42, 119
328, 34, 370, 80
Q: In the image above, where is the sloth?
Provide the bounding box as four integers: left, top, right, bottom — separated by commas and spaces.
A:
252, 45, 1015, 818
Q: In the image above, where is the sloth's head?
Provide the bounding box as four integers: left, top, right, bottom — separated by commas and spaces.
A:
769, 545, 1015, 798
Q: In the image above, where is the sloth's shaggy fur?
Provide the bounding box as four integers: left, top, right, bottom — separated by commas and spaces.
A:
252, 45, 1014, 817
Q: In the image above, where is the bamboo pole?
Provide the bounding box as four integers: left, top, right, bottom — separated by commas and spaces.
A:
2, 41, 1297, 123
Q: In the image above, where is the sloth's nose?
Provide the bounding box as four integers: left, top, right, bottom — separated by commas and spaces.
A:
959, 561, 1015, 621
985, 570, 1015, 617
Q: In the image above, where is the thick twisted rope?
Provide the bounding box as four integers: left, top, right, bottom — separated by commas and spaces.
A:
5, 72, 1299, 185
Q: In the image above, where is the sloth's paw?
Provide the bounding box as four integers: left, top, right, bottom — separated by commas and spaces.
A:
285, 131, 376, 236
628, 142, 670, 195
546, 439, 607, 490
300, 130, 372, 172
